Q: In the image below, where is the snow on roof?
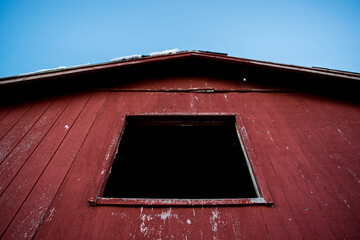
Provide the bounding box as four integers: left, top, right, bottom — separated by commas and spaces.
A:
109, 49, 179, 62
17, 63, 92, 77
34, 66, 67, 74
14, 49, 180, 77
149, 49, 179, 57
109, 54, 142, 62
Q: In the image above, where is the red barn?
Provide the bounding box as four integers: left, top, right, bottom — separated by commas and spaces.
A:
0, 50, 359, 239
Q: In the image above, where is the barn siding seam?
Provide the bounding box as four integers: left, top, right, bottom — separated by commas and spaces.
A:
30, 92, 109, 239
0, 102, 34, 140
0, 99, 55, 165
0, 96, 73, 197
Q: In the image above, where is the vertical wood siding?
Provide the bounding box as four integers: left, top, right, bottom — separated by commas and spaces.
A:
0, 89, 359, 239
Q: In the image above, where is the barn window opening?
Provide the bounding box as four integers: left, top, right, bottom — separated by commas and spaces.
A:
102, 115, 259, 200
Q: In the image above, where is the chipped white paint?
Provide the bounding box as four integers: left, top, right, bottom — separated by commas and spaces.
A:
337, 128, 352, 145
347, 167, 360, 183
344, 200, 351, 209
248, 198, 266, 204
139, 207, 149, 236
160, 208, 172, 221
231, 218, 242, 239
101, 170, 105, 175
104, 133, 118, 162
266, 130, 274, 142
45, 207, 56, 223
140, 217, 148, 235
187, 219, 191, 224
288, 218, 292, 221
190, 98, 195, 110
64, 125, 69, 130
286, 146, 290, 150
210, 209, 219, 232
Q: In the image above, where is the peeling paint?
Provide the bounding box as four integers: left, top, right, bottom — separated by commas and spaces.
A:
140, 218, 148, 235
104, 133, 118, 162
210, 209, 219, 232
139, 207, 149, 236
45, 207, 56, 223
266, 130, 274, 142
344, 200, 351, 209
337, 128, 351, 145
190, 101, 195, 110
160, 208, 172, 221
347, 167, 360, 183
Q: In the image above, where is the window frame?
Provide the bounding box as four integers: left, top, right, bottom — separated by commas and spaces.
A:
88, 113, 273, 206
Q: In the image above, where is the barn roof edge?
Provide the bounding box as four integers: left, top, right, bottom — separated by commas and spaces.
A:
1, 50, 359, 86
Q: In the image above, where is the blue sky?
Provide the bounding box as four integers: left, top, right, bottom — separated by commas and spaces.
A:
0, 0, 359, 78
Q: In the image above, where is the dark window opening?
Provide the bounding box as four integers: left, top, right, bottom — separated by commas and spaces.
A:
102, 115, 258, 199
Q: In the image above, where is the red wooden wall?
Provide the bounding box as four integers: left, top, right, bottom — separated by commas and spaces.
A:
0, 76, 360, 239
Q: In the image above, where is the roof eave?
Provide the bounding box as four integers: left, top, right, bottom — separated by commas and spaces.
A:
1, 51, 359, 86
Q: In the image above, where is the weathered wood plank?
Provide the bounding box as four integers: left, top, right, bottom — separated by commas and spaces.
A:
0, 102, 33, 139
0, 105, 13, 121
33, 92, 127, 239
1, 92, 108, 239
0, 99, 54, 164
0, 96, 72, 196
0, 93, 90, 237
